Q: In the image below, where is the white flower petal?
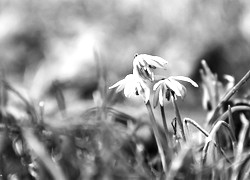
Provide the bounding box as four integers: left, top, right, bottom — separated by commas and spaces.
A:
125, 74, 136, 81
144, 85, 150, 103
159, 87, 164, 106
138, 81, 150, 103
179, 84, 187, 99
168, 78, 186, 98
153, 80, 164, 91
109, 73, 150, 103
133, 54, 167, 81
123, 84, 131, 97
170, 76, 198, 87
164, 79, 182, 97
109, 79, 125, 90
133, 66, 141, 77
148, 60, 166, 68
223, 74, 235, 91
133, 54, 167, 68
133, 55, 145, 67
109, 74, 135, 91
124, 81, 136, 98
140, 54, 168, 68
115, 84, 125, 93
172, 93, 177, 100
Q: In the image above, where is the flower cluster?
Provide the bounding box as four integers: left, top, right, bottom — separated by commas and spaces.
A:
109, 54, 198, 105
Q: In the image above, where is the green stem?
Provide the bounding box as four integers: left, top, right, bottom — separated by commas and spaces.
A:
145, 101, 167, 173
160, 105, 171, 142
171, 95, 186, 141
160, 105, 174, 155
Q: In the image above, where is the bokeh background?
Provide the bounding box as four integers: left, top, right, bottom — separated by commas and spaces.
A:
1, 0, 250, 121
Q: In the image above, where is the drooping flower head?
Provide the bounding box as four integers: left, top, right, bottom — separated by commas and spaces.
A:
109, 74, 150, 103
153, 76, 198, 107
133, 54, 168, 81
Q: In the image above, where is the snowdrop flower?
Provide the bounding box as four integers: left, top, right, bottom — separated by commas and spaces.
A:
109, 74, 150, 103
153, 76, 198, 107
133, 54, 168, 81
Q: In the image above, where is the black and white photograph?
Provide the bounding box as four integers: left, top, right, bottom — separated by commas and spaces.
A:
0, 1, 250, 179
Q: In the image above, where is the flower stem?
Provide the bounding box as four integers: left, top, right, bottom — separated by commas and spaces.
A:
160, 105, 172, 145
171, 95, 186, 141
145, 101, 167, 173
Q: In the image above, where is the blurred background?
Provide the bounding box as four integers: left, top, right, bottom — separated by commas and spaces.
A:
0, 0, 250, 120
